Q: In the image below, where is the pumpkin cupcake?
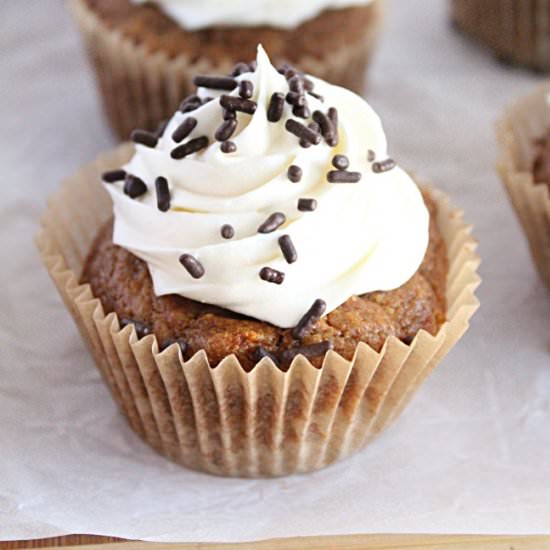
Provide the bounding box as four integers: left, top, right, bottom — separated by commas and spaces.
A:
69, 0, 386, 139
38, 46, 480, 477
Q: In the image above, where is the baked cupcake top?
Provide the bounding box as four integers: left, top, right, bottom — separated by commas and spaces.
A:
130, 0, 374, 30
102, 46, 429, 328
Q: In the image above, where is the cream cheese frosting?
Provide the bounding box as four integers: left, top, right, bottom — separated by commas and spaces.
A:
131, 0, 374, 30
103, 46, 429, 328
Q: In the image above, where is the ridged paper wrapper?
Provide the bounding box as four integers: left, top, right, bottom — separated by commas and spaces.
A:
452, 0, 550, 71
497, 83, 550, 291
69, 0, 385, 140
37, 144, 480, 477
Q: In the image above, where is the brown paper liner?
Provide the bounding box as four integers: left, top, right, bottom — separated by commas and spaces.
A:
68, 0, 385, 140
451, 0, 550, 71
497, 83, 550, 291
36, 144, 480, 477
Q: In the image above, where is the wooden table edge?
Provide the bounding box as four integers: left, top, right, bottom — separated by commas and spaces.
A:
2, 534, 550, 550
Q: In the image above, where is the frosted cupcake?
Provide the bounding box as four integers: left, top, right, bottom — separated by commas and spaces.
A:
38, 46, 480, 477
69, 0, 385, 139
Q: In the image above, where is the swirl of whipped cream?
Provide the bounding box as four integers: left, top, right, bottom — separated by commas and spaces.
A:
105, 46, 429, 328
131, 0, 373, 30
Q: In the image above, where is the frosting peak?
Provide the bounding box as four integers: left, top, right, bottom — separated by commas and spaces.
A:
104, 46, 429, 328
131, 0, 374, 30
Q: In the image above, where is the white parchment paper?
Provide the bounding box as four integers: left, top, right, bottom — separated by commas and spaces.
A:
1, 0, 549, 542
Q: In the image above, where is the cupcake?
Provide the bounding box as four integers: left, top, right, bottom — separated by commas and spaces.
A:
451, 0, 550, 71
497, 83, 550, 291
38, 46, 480, 477
69, 0, 385, 139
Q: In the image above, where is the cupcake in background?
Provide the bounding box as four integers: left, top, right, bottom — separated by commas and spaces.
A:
452, 0, 550, 72
69, 0, 386, 139
497, 84, 550, 291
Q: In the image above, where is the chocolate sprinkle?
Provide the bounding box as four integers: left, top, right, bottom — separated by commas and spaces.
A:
327, 170, 362, 184
180, 103, 200, 115
253, 346, 279, 365
179, 253, 205, 279
285, 119, 321, 145
120, 318, 150, 339
278, 234, 297, 264
131, 129, 158, 148
367, 149, 376, 162
258, 212, 286, 233
171, 136, 209, 159
160, 338, 188, 354
372, 158, 396, 173
286, 91, 306, 107
293, 104, 310, 119
193, 75, 237, 91
277, 63, 289, 75
300, 121, 320, 148
327, 107, 339, 146
284, 68, 298, 80
221, 141, 237, 153
179, 95, 202, 113
102, 169, 126, 183
308, 91, 325, 102
123, 174, 147, 198
297, 198, 317, 212
231, 62, 251, 77
292, 299, 327, 339
259, 267, 285, 285
223, 108, 237, 120
215, 118, 237, 142
267, 92, 285, 123
287, 165, 303, 183
220, 224, 235, 239
278, 62, 295, 76
332, 154, 349, 170
303, 77, 315, 92
312, 110, 336, 145
155, 176, 171, 212
154, 119, 169, 139
288, 75, 305, 94
281, 341, 333, 363
239, 80, 254, 99
171, 117, 197, 143
220, 95, 257, 115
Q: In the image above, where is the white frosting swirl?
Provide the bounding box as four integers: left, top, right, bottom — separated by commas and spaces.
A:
105, 46, 429, 328
131, 0, 373, 30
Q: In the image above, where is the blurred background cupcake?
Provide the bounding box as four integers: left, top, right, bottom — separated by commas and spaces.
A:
497, 84, 550, 291
451, 0, 550, 72
70, 0, 386, 139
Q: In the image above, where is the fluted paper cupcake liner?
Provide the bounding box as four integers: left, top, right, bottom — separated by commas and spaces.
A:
37, 144, 480, 477
452, 0, 550, 72
497, 83, 550, 291
69, 0, 385, 140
